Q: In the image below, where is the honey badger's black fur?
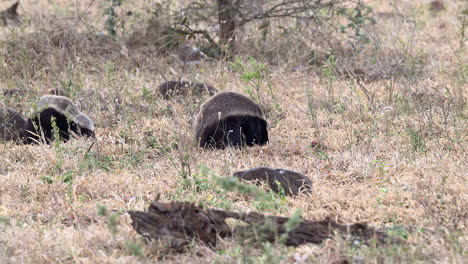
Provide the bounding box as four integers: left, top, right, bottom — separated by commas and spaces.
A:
193, 92, 268, 149
0, 107, 26, 142
158, 80, 217, 99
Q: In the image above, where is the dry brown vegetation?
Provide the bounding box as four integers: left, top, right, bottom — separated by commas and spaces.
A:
0, 0, 467, 263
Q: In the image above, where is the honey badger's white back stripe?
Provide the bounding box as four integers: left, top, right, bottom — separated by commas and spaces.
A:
37, 95, 79, 114
37, 95, 94, 131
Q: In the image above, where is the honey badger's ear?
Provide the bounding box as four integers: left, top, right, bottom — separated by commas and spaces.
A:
7, 1, 19, 16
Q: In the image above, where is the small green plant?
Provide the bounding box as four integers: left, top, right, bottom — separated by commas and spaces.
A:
337, 1, 376, 48
118, 127, 135, 144
232, 205, 302, 263
40, 176, 54, 184
104, 61, 116, 83
141, 86, 153, 104
50, 116, 77, 199
142, 130, 157, 149
97, 204, 121, 236
96, 204, 107, 216
395, 94, 413, 115
267, 83, 282, 107
170, 165, 232, 210
395, 38, 427, 81
458, 9, 467, 50
125, 240, 145, 259
168, 150, 191, 180
320, 53, 337, 80
230, 57, 269, 105
108, 214, 120, 235
382, 226, 410, 240
60, 170, 75, 184
258, 242, 287, 264
162, 132, 192, 180
407, 128, 427, 154
215, 175, 287, 213
306, 88, 319, 127
57, 63, 82, 97
320, 53, 337, 102
119, 148, 144, 169
50, 116, 64, 172
370, 158, 387, 177
376, 187, 389, 206
104, 0, 125, 36
278, 209, 302, 244
214, 169, 297, 263
79, 152, 115, 173
174, 167, 211, 195
0, 216, 11, 230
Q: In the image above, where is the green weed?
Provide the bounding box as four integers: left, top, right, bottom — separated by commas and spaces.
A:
97, 204, 121, 236
407, 128, 427, 154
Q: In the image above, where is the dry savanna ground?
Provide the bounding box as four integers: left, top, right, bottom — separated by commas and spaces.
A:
0, 0, 467, 263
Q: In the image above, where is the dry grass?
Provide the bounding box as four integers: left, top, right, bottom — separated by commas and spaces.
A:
0, 0, 467, 263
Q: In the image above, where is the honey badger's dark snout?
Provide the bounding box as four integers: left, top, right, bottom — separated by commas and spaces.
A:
72, 122, 96, 139
193, 92, 269, 149
83, 128, 96, 139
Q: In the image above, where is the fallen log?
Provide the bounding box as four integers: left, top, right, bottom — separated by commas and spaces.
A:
128, 199, 396, 251
128, 201, 231, 252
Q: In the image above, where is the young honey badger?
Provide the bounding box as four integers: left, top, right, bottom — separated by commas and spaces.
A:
3, 89, 28, 96
193, 92, 268, 149
158, 80, 217, 99
0, 107, 26, 142
23, 95, 95, 144
233, 167, 313, 196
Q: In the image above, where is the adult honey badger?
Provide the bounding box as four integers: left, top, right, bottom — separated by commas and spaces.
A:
23, 95, 95, 144
158, 80, 217, 99
0, 107, 26, 142
193, 92, 268, 149
0, 95, 95, 144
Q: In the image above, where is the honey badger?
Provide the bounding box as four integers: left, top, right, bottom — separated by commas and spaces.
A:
158, 80, 217, 99
233, 167, 313, 196
23, 95, 95, 144
0, 1, 20, 27
0, 107, 26, 142
193, 92, 268, 149
3, 89, 27, 96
